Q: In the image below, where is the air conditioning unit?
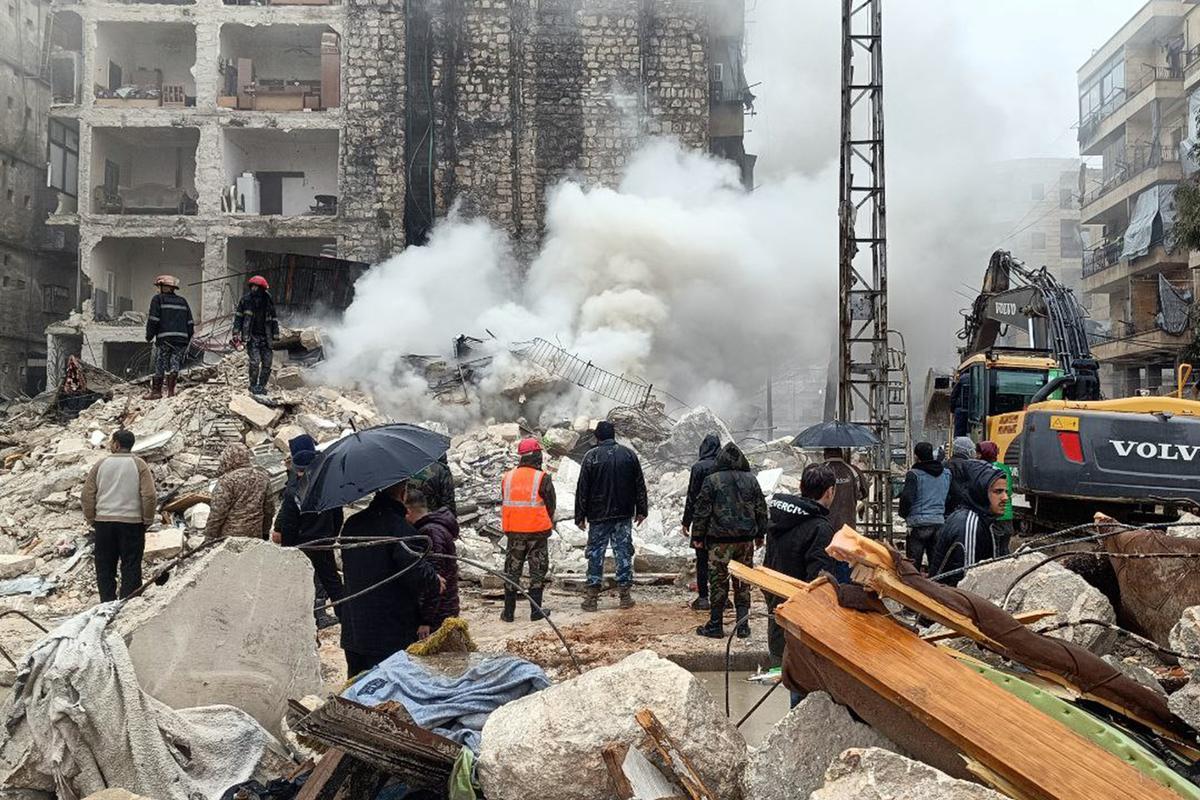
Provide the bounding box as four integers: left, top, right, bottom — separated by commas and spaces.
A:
49, 51, 81, 105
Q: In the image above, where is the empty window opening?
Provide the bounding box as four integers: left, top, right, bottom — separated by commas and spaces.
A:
94, 22, 197, 105
90, 127, 199, 215
222, 128, 338, 216
218, 25, 340, 111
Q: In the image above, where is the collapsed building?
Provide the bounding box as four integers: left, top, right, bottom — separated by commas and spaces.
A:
38, 0, 756, 384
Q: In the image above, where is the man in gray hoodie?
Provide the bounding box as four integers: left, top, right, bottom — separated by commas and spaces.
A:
82, 429, 157, 602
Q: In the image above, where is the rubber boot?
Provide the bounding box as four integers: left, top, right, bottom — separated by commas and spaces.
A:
619, 585, 635, 609
735, 604, 751, 639
696, 604, 725, 638
499, 589, 516, 623
690, 595, 711, 611
142, 376, 163, 400
165, 373, 178, 398
529, 587, 548, 621
581, 585, 599, 612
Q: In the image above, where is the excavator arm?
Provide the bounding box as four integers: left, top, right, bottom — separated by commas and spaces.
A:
960, 250, 1100, 401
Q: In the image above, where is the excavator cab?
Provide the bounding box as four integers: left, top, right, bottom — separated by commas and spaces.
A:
952, 351, 1061, 460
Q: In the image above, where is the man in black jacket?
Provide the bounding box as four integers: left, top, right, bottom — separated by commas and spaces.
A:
575, 421, 648, 612
144, 275, 194, 400
931, 459, 1008, 586
681, 433, 721, 611
692, 442, 768, 640
232, 275, 279, 395
763, 463, 839, 663
339, 481, 444, 676
271, 434, 345, 629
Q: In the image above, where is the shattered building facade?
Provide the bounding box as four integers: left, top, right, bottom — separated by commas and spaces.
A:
0, 0, 79, 398
1075, 0, 1199, 396
43, 0, 754, 383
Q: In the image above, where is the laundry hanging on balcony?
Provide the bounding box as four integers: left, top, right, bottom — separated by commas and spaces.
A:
1157, 273, 1193, 336
1121, 184, 1179, 261
1184, 90, 1200, 176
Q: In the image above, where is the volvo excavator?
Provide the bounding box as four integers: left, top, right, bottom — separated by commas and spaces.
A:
944, 249, 1200, 527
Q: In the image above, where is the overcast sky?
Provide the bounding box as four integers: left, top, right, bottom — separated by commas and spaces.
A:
742, 0, 1150, 376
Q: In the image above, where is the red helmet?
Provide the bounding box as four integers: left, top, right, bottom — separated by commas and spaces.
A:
517, 437, 542, 455
248, 275, 269, 289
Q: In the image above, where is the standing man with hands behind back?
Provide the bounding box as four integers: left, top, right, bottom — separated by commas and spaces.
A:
575, 421, 648, 612
82, 430, 157, 602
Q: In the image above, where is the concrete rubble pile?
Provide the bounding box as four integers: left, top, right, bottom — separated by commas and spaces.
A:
445, 404, 810, 588
0, 352, 385, 619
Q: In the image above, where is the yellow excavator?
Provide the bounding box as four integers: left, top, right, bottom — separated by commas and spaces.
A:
941, 250, 1200, 527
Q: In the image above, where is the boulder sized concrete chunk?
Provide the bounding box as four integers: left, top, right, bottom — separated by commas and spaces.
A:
477, 650, 746, 800
741, 692, 893, 800
114, 538, 322, 735
143, 529, 184, 560
0, 554, 34, 579
960, 554, 1117, 654
229, 394, 282, 429
812, 747, 1008, 800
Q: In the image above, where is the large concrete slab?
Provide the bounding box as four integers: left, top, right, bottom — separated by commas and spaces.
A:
115, 538, 321, 734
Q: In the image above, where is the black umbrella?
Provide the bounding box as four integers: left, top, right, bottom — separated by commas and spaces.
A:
791, 420, 882, 449
298, 423, 451, 512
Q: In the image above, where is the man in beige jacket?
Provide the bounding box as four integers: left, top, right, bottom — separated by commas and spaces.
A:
82, 429, 157, 602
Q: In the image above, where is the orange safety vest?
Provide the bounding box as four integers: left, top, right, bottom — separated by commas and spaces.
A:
500, 466, 553, 534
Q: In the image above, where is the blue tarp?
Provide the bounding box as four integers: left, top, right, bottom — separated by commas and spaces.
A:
341, 652, 550, 753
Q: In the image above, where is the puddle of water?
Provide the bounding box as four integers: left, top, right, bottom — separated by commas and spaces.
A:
693, 670, 790, 747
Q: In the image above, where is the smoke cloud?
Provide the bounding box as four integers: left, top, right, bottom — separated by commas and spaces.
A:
320, 140, 834, 426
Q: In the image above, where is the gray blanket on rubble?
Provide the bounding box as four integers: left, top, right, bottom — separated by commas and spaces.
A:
342, 651, 550, 753
0, 605, 281, 800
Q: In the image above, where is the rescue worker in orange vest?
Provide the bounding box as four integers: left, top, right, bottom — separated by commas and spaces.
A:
499, 437, 557, 623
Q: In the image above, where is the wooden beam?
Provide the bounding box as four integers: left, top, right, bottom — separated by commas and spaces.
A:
634, 709, 716, 800
603, 741, 684, 800
729, 561, 807, 599
921, 610, 1058, 644
775, 581, 1181, 800
826, 526, 1199, 756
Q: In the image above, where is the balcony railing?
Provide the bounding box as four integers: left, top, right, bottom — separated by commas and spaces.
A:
1081, 144, 1180, 207
1083, 238, 1124, 277
1078, 65, 1183, 145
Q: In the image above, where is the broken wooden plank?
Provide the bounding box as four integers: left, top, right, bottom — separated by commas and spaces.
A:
634, 708, 716, 800
294, 698, 459, 791
826, 525, 1199, 757
603, 742, 684, 800
729, 560, 806, 599
775, 578, 1181, 800
920, 609, 1058, 643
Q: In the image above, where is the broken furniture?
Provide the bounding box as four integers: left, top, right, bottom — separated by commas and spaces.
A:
731, 536, 1200, 800
292, 697, 461, 796
117, 183, 198, 215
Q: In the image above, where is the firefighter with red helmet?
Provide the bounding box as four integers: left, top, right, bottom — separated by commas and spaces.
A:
232, 275, 279, 394
143, 274, 193, 400
498, 437, 557, 622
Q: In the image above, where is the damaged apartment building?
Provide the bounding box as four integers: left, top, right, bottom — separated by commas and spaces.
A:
0, 0, 79, 398
42, 0, 754, 383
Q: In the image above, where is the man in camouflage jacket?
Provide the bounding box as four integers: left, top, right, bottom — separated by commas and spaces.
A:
690, 442, 768, 640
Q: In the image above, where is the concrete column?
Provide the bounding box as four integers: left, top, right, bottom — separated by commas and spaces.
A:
193, 21, 221, 111
195, 124, 224, 217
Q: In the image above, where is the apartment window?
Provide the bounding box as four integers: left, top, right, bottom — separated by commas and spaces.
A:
5, 189, 11, 203
1030, 183, 1045, 201
1031, 232, 1047, 251
6, 4, 13, 19
22, 195, 29, 208
42, 284, 70, 314
1060, 220, 1082, 258
48, 120, 78, 197
1080, 57, 1125, 123
1059, 188, 1074, 209
1, 276, 8, 287
5, 97, 12, 109
2, 254, 8, 265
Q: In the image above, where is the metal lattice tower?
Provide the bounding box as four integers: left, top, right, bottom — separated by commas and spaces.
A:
838, 0, 892, 539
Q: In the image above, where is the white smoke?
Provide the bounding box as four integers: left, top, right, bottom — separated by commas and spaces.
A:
320, 139, 835, 425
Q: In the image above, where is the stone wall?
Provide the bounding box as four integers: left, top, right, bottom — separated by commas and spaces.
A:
428, 0, 712, 244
